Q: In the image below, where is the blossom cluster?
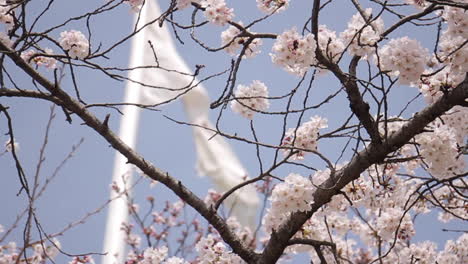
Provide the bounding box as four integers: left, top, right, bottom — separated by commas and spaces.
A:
0, 0, 13, 29
317, 25, 345, 65
375, 207, 415, 241
438, 34, 468, 74
417, 124, 465, 180
263, 173, 315, 233
439, 105, 468, 144
389, 241, 438, 263
178, 0, 291, 16
438, 2, 468, 74
418, 67, 465, 104
377, 37, 428, 84
231, 80, 269, 119
430, 182, 467, 223
226, 217, 254, 245
69, 256, 95, 264
0, 0, 14, 47
221, 23, 262, 58
256, 0, 289, 13
260, 161, 465, 261
340, 8, 384, 57
0, 242, 18, 264
292, 170, 428, 260
442, 0, 468, 39
270, 28, 317, 76
376, 104, 466, 182
121, 222, 142, 248
270, 173, 315, 214
405, 0, 428, 8
119, 196, 203, 263
436, 233, 468, 263
281, 115, 327, 159
0, 31, 11, 47
21, 48, 57, 69
195, 235, 245, 264
0, 239, 61, 264
201, 0, 234, 26
139, 246, 188, 264
203, 188, 222, 206
59, 30, 89, 60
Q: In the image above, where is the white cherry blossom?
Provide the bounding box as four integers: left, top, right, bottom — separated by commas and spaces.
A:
59, 30, 89, 59
231, 80, 269, 119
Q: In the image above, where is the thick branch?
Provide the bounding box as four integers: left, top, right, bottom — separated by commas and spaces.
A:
311, 0, 381, 144
258, 75, 468, 263
0, 42, 259, 263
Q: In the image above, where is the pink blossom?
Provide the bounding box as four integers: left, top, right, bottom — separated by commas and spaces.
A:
202, 0, 234, 26
271, 28, 317, 76
231, 80, 269, 119
59, 30, 89, 59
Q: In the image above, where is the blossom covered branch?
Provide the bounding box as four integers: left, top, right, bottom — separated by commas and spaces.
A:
0, 0, 467, 263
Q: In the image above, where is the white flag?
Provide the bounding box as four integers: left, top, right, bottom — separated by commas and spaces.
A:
103, 1, 259, 263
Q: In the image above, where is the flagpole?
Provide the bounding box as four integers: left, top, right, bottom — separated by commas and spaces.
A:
101, 7, 146, 264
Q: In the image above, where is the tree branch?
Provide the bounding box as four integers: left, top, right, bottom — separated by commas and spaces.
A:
0, 88, 63, 106
311, 0, 381, 145
258, 73, 468, 263
0, 40, 260, 263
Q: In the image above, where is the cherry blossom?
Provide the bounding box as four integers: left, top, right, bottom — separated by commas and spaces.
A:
281, 116, 327, 159
436, 233, 468, 263
439, 105, 468, 144
317, 25, 345, 65
0, 31, 11, 47
221, 22, 262, 58
405, 0, 427, 8
419, 67, 465, 104
195, 235, 245, 264
201, 0, 234, 26
256, 0, 289, 13
377, 37, 429, 85
69, 256, 95, 264
340, 8, 384, 57
203, 189, 221, 209
416, 125, 465, 180
270, 173, 315, 214
438, 33, 468, 75
21, 48, 57, 69
141, 246, 168, 264
270, 28, 316, 75
231, 80, 269, 119
442, 1, 468, 39
429, 182, 468, 223
375, 207, 415, 241
59, 30, 89, 60
263, 173, 316, 235
164, 257, 189, 264
0, 0, 13, 29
